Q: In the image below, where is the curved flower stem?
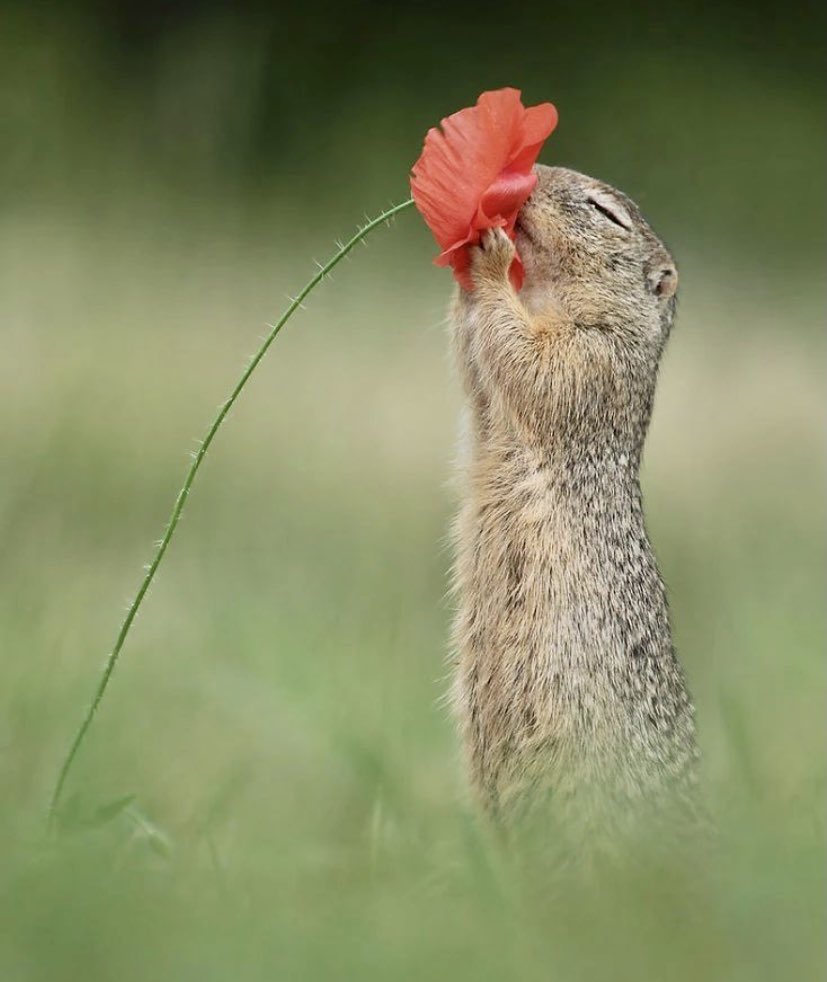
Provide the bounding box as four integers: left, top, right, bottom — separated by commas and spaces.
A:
47, 197, 417, 827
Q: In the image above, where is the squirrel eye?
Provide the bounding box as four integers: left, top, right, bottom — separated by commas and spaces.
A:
587, 196, 631, 231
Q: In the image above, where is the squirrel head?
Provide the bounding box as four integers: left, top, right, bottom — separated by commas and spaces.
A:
516, 165, 678, 352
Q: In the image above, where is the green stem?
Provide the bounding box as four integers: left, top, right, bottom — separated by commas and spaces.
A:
48, 197, 416, 826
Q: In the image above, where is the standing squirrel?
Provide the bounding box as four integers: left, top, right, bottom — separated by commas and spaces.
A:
450, 165, 700, 844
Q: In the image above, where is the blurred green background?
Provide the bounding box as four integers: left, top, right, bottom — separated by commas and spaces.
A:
1, 2, 824, 979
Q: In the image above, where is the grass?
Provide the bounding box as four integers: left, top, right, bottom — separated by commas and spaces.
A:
0, 190, 823, 981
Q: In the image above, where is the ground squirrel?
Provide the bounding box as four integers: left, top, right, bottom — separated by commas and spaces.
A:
450, 165, 700, 845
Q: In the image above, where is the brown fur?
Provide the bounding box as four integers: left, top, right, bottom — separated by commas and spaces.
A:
449, 165, 700, 847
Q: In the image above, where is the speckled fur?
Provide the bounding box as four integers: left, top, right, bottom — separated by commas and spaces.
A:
450, 165, 700, 845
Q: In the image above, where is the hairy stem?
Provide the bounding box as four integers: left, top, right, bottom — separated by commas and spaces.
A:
48, 197, 416, 825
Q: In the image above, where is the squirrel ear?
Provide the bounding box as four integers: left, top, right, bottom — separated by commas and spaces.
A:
649, 264, 678, 299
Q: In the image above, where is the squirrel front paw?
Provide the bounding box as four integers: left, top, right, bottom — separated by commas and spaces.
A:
469, 228, 516, 291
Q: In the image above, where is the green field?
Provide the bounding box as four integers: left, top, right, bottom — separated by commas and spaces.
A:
0, 6, 824, 979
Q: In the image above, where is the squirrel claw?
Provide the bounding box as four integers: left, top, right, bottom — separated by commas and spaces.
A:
470, 228, 516, 289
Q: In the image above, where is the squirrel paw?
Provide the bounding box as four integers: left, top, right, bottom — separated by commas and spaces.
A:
469, 228, 516, 290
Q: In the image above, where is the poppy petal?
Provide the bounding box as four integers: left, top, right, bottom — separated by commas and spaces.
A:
476, 169, 538, 228
411, 88, 558, 290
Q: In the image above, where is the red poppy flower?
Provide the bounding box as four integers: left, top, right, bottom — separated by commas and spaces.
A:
410, 88, 558, 291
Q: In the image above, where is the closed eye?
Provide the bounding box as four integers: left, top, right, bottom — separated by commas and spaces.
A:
587, 196, 631, 231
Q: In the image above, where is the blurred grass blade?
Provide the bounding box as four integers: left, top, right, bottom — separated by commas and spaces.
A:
54, 792, 136, 832
89, 794, 137, 828
46, 197, 416, 827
